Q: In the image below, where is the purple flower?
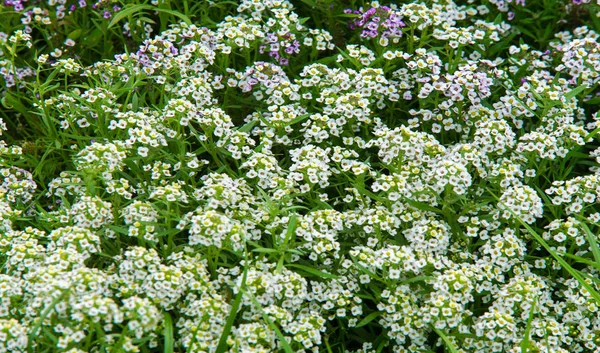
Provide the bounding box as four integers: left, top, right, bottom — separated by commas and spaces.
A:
365, 7, 377, 17
103, 10, 111, 19
269, 51, 280, 61
349, 6, 406, 42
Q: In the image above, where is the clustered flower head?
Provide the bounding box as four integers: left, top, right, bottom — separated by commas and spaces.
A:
346, 4, 406, 45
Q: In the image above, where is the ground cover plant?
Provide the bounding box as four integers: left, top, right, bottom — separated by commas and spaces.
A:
2, 0, 600, 352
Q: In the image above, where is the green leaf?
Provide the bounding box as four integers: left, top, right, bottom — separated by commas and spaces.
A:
490, 190, 600, 305
298, 0, 316, 7
493, 13, 503, 25
83, 28, 103, 47
67, 29, 83, 40
245, 291, 295, 353
432, 326, 459, 353
286, 264, 340, 279
139, 16, 157, 25
402, 196, 444, 214
238, 119, 258, 133
579, 222, 600, 267
163, 312, 174, 353
107, 4, 148, 28
564, 84, 588, 100
353, 184, 387, 203
215, 264, 246, 353
516, 26, 537, 40
108, 4, 191, 29
355, 311, 381, 328
560, 252, 600, 271
132, 92, 139, 111
400, 275, 434, 285
252, 248, 280, 254
283, 214, 297, 246
1, 92, 29, 115
519, 297, 537, 353
289, 113, 311, 125
584, 96, 600, 105
28, 284, 75, 352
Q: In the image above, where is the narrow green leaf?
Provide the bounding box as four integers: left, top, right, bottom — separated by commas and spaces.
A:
561, 252, 600, 271
67, 29, 83, 40
355, 311, 381, 328
289, 113, 311, 125
163, 312, 174, 353
298, 0, 316, 7
580, 222, 600, 267
252, 248, 280, 254
238, 119, 258, 133
564, 84, 588, 100
284, 214, 297, 245
108, 4, 191, 29
584, 96, 600, 105
246, 292, 295, 353
148, 7, 192, 25
519, 297, 537, 353
493, 13, 503, 25
83, 28, 103, 47
286, 264, 340, 279
403, 197, 444, 214
432, 326, 459, 353
215, 258, 247, 353
490, 191, 600, 305
2, 92, 29, 115
28, 285, 74, 352
108, 4, 147, 28
132, 92, 139, 111
400, 275, 434, 285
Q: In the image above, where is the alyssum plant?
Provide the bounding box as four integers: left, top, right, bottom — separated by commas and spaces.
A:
2, 0, 600, 352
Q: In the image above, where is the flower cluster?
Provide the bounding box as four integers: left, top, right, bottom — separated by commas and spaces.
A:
347, 4, 406, 45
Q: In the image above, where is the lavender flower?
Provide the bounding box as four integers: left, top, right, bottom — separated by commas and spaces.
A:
347, 5, 405, 43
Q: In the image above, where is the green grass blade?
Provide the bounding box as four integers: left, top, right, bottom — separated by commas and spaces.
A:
286, 264, 339, 279
491, 192, 600, 305
163, 312, 174, 353
245, 292, 295, 353
108, 4, 191, 29
432, 326, 459, 353
215, 247, 249, 353
579, 222, 600, 266
520, 297, 537, 353
355, 311, 381, 328
561, 252, 600, 271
